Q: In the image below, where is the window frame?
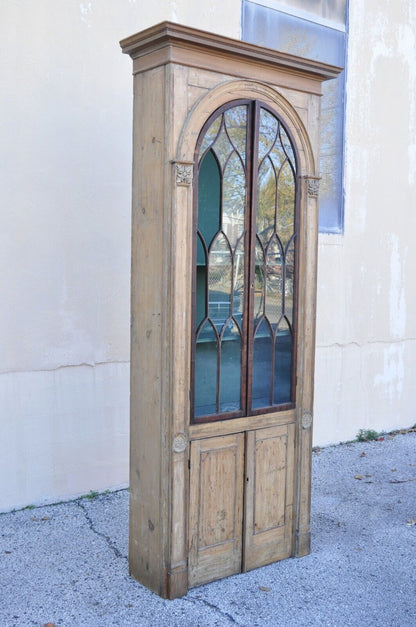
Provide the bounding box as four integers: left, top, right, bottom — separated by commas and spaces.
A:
241, 0, 348, 234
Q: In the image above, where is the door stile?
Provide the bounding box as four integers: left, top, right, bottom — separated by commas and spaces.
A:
241, 428, 250, 572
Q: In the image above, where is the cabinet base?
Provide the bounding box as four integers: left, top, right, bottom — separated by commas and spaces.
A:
295, 530, 311, 557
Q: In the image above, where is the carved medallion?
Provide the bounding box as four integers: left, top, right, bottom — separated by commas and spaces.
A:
175, 164, 193, 186
173, 433, 187, 453
302, 411, 313, 429
307, 178, 319, 198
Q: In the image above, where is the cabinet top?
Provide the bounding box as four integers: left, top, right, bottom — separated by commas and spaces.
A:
120, 21, 342, 89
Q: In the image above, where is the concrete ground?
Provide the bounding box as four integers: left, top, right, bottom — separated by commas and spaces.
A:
1, 431, 415, 627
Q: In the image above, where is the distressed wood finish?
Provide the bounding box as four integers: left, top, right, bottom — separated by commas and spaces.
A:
128, 65, 170, 597
244, 424, 295, 571
188, 434, 244, 587
122, 21, 342, 598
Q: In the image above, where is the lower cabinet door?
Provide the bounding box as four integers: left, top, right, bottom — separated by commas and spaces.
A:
188, 433, 244, 588
243, 423, 295, 571
188, 423, 295, 587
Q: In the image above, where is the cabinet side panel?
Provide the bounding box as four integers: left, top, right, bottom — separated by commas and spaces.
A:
129, 66, 168, 596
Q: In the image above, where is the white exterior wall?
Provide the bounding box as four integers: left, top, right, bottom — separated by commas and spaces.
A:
0, 0, 240, 512
0, 0, 414, 510
314, 0, 416, 445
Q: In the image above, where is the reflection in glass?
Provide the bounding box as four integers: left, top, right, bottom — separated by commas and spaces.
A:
265, 237, 283, 327
274, 318, 292, 404
212, 123, 234, 170
223, 152, 246, 249
254, 239, 265, 321
252, 318, 272, 409
284, 240, 295, 326
220, 321, 242, 413
224, 106, 247, 162
270, 141, 286, 173
208, 233, 232, 327
257, 157, 276, 246
199, 116, 221, 162
233, 237, 245, 331
277, 160, 295, 250
258, 109, 278, 163
279, 126, 296, 165
195, 320, 218, 416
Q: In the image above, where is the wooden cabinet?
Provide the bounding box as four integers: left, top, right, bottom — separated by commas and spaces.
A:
121, 22, 341, 599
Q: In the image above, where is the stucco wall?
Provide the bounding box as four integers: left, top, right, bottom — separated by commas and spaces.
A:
0, 0, 240, 512
314, 0, 416, 444
1, 0, 415, 511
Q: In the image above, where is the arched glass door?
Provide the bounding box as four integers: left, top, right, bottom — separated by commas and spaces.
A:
192, 100, 299, 423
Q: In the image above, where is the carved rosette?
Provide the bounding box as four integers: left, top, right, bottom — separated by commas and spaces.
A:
174, 163, 193, 186
172, 433, 187, 453
302, 411, 313, 430
306, 177, 320, 198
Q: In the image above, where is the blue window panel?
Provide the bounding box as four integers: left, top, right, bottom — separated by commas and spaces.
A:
242, 1, 347, 233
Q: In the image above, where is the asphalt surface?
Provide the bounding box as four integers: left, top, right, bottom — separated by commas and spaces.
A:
1, 431, 415, 627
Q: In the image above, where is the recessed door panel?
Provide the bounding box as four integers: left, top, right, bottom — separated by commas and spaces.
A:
243, 423, 295, 571
188, 433, 244, 587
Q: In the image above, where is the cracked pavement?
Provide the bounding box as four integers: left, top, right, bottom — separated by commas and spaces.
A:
0, 431, 415, 626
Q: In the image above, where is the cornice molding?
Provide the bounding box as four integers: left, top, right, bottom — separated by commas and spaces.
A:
120, 21, 342, 88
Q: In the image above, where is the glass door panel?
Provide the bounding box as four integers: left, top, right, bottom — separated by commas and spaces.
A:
251, 107, 297, 411
194, 104, 248, 419
193, 101, 298, 422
